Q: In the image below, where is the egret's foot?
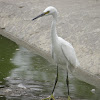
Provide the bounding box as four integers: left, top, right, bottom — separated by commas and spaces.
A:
42, 94, 55, 100
67, 95, 71, 100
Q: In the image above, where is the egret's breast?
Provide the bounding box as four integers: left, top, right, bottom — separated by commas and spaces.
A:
53, 45, 66, 65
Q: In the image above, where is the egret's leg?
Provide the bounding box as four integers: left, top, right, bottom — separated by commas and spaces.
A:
66, 70, 69, 95
66, 70, 71, 100
52, 65, 58, 94
42, 66, 58, 100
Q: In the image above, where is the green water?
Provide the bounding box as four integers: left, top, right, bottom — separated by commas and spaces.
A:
0, 35, 18, 86
0, 35, 100, 100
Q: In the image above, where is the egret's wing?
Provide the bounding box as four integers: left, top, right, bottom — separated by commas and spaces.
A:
61, 42, 79, 70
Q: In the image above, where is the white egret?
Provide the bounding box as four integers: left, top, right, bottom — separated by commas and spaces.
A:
32, 6, 80, 100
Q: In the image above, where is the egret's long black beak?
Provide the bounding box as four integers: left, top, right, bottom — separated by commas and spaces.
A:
32, 13, 45, 21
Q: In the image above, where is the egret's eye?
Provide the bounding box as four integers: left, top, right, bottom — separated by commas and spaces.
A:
44, 11, 50, 15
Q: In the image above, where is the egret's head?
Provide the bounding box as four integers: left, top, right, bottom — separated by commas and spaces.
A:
32, 6, 57, 21
43, 6, 57, 15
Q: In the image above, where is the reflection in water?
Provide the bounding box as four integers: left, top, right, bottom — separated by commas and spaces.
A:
8, 47, 69, 97
0, 95, 6, 100
6, 47, 98, 100
0, 35, 100, 100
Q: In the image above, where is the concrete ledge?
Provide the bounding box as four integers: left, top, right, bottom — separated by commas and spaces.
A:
0, 0, 100, 88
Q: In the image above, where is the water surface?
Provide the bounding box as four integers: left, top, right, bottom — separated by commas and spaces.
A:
0, 35, 100, 100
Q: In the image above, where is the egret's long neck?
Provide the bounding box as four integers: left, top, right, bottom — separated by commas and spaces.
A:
51, 13, 58, 44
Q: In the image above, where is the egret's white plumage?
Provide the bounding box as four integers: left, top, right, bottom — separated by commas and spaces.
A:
43, 6, 80, 71
32, 6, 80, 100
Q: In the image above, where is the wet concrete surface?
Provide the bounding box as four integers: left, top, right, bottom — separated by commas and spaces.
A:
0, 88, 88, 100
